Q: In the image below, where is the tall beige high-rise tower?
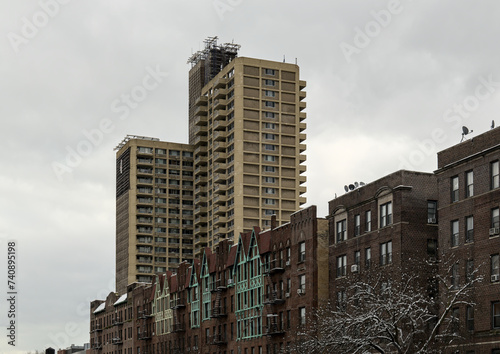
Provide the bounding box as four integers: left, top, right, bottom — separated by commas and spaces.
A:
188, 38, 307, 257
115, 38, 307, 292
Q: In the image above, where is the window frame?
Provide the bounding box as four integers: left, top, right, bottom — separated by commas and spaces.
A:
365, 210, 372, 232
451, 220, 459, 247
465, 216, 474, 243
336, 219, 347, 243
493, 302, 500, 329
451, 176, 459, 202
336, 255, 347, 278
380, 202, 392, 228
492, 160, 499, 190
354, 214, 360, 236
380, 241, 392, 266
465, 170, 474, 198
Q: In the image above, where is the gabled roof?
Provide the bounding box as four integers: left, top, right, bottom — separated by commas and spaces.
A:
227, 244, 237, 267
258, 229, 271, 254
113, 294, 127, 306
93, 302, 106, 314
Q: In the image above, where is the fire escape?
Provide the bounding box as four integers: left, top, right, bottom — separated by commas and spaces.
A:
111, 312, 124, 346
92, 321, 103, 352
263, 258, 286, 337
170, 292, 186, 354
210, 276, 228, 346
138, 303, 152, 354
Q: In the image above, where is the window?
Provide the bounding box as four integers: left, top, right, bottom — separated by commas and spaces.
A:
492, 208, 500, 230
336, 290, 346, 311
299, 274, 306, 292
451, 263, 459, 290
427, 201, 437, 224
427, 239, 437, 259
451, 220, 459, 247
264, 177, 276, 183
264, 123, 276, 129
264, 112, 276, 119
466, 216, 474, 243
264, 188, 276, 194
264, 90, 276, 97
265, 79, 275, 86
336, 219, 346, 242
451, 307, 460, 334
264, 101, 276, 108
493, 302, 500, 329
365, 248, 371, 269
466, 259, 474, 283
354, 250, 360, 266
299, 307, 306, 326
380, 202, 392, 227
491, 254, 499, 282
298, 242, 305, 262
354, 214, 360, 236
263, 198, 275, 205
264, 166, 276, 173
466, 305, 474, 331
466, 170, 474, 197
263, 155, 276, 162
264, 133, 276, 140
264, 144, 277, 151
336, 255, 347, 277
365, 210, 371, 232
492, 161, 499, 190
265, 69, 276, 76
380, 241, 392, 266
451, 176, 459, 202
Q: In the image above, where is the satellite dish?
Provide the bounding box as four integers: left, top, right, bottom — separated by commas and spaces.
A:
349, 184, 355, 191
354, 182, 359, 188
461, 126, 473, 142
344, 185, 349, 192
492, 120, 496, 129
360, 182, 366, 186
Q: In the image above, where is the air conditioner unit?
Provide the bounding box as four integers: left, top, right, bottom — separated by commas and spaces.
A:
227, 279, 233, 285
285, 292, 290, 298
490, 227, 500, 236
491, 274, 500, 282
297, 289, 304, 295
351, 264, 359, 273
428, 218, 436, 224
285, 260, 290, 266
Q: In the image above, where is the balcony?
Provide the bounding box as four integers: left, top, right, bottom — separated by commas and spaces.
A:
137, 168, 152, 175
211, 333, 227, 345
194, 105, 208, 116
213, 98, 227, 109
213, 152, 227, 163
138, 331, 152, 340
211, 306, 227, 318
194, 125, 208, 135
299, 90, 306, 100
193, 135, 208, 146
213, 131, 225, 141
137, 158, 153, 164
94, 323, 103, 332
195, 95, 208, 106
137, 178, 153, 185
213, 110, 228, 121
112, 337, 123, 345
214, 77, 228, 88
213, 141, 227, 152
216, 278, 227, 290
214, 88, 228, 99
172, 322, 185, 332
268, 259, 285, 274
265, 322, 285, 336
299, 122, 306, 132
112, 317, 123, 326
264, 290, 285, 305
214, 173, 227, 183
213, 205, 227, 215
194, 206, 207, 215
170, 298, 186, 309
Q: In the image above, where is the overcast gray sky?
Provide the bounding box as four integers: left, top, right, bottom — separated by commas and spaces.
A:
1, 0, 500, 351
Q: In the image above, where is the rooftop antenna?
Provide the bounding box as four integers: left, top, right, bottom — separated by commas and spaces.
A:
344, 185, 349, 193
283, 55, 285, 63
354, 182, 359, 188
492, 120, 496, 129
359, 182, 366, 186
295, 58, 297, 65
348, 184, 355, 191
461, 126, 473, 142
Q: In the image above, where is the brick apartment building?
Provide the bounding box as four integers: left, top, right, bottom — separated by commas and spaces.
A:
435, 127, 500, 353
328, 170, 439, 303
90, 206, 328, 354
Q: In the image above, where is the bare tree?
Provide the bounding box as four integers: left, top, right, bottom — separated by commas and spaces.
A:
291, 258, 482, 354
